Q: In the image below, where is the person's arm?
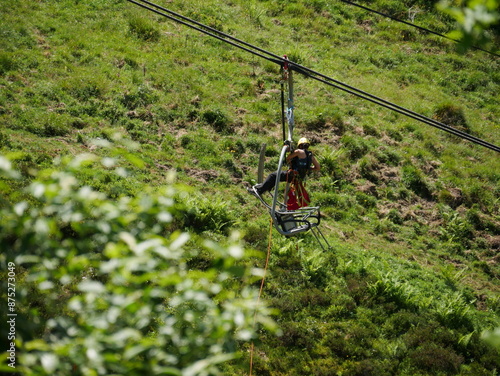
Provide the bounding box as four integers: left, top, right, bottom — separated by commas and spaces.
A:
310, 154, 320, 171
286, 150, 300, 164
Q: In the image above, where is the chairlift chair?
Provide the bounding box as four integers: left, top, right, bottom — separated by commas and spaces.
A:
253, 57, 331, 251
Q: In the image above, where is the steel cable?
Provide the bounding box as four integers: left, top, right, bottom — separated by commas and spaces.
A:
127, 0, 500, 153
338, 0, 500, 58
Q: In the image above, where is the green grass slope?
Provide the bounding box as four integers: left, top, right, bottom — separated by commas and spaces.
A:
1, 0, 499, 375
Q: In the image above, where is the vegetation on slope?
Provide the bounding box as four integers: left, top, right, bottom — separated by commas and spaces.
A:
0, 0, 499, 375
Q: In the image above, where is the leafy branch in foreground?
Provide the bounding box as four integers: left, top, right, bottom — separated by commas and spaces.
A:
0, 148, 276, 376
438, 0, 500, 53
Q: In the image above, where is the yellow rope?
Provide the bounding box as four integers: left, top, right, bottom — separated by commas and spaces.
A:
249, 217, 273, 376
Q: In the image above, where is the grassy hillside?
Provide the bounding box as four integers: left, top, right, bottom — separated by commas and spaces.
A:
1, 0, 499, 375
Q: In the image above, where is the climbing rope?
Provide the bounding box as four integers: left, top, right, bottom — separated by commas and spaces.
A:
249, 218, 273, 376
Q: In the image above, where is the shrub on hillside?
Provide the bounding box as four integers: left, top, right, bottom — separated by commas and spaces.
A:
376, 0, 407, 18
0, 149, 275, 375
173, 192, 236, 235
408, 343, 463, 374
438, 210, 474, 247
202, 109, 232, 134
401, 163, 432, 199
304, 112, 345, 133
433, 103, 470, 133
343, 359, 392, 376
0, 131, 11, 148
0, 52, 16, 75
437, 188, 463, 208
435, 291, 475, 331
121, 84, 159, 110
20, 112, 73, 137
369, 272, 418, 311
358, 155, 380, 183
128, 16, 161, 42
341, 134, 370, 160
318, 149, 345, 180
303, 0, 328, 13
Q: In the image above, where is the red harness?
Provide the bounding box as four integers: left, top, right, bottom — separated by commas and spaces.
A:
286, 171, 310, 210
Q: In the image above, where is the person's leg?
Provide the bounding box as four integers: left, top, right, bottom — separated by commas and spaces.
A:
255, 171, 288, 194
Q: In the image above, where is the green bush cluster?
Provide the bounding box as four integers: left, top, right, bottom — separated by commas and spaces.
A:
433, 103, 471, 133
0, 151, 276, 375
174, 193, 236, 235
128, 16, 161, 42
248, 245, 500, 376
401, 163, 432, 199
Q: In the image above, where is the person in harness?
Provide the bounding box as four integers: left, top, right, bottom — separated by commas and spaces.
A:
248, 137, 320, 197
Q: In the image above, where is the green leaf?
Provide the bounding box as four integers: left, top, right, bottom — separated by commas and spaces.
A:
41, 353, 58, 373
78, 280, 106, 293
123, 345, 149, 360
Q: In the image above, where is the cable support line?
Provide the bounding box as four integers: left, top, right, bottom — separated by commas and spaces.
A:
129, 0, 321, 77
127, 0, 500, 153
129, 0, 284, 64
126, 0, 282, 65
299, 69, 500, 152
338, 0, 500, 58
321, 82, 499, 151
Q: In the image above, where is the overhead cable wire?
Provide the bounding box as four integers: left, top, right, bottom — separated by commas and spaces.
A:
308, 73, 499, 150
338, 0, 500, 58
127, 0, 500, 153
126, 0, 283, 65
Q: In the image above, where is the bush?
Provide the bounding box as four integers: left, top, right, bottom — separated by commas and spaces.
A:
359, 156, 380, 183
439, 210, 474, 245
305, 112, 345, 133
128, 16, 161, 42
175, 193, 236, 234
0, 150, 275, 375
341, 135, 370, 161
401, 164, 432, 199
65, 78, 103, 102
304, 0, 328, 13
279, 321, 317, 349
387, 208, 403, 225
437, 188, 463, 208
369, 272, 418, 310
0, 52, 16, 74
22, 112, 73, 137
433, 103, 470, 133
383, 310, 428, 338
434, 292, 475, 331
376, 0, 407, 18
202, 109, 232, 134
409, 343, 463, 374
0, 131, 11, 148
343, 359, 392, 376
318, 149, 345, 179
355, 191, 377, 209
121, 84, 159, 110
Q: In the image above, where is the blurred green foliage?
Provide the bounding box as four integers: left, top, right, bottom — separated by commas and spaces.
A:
0, 149, 276, 375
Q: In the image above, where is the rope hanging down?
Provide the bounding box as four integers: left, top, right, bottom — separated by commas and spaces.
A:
126, 0, 500, 154
248, 218, 274, 376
